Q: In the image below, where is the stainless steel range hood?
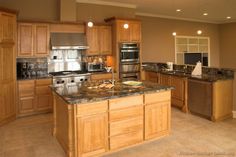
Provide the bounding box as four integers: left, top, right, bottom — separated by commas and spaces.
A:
50, 33, 89, 50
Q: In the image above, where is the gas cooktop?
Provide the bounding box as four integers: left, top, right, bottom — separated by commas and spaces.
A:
49, 71, 89, 77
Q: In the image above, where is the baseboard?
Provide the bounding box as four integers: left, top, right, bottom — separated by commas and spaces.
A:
233, 111, 236, 118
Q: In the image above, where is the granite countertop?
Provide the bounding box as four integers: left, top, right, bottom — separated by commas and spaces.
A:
143, 67, 233, 82
50, 81, 173, 104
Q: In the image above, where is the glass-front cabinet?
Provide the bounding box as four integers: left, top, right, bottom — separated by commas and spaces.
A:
175, 36, 210, 66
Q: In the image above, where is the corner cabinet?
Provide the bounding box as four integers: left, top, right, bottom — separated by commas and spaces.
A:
17, 22, 49, 57
0, 10, 17, 126
116, 20, 141, 42
86, 25, 112, 55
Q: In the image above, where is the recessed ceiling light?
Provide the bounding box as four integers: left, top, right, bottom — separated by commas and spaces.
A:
197, 30, 202, 35
172, 32, 177, 36
87, 21, 93, 27
176, 9, 181, 12
203, 13, 208, 16
227, 16, 231, 19
123, 23, 129, 29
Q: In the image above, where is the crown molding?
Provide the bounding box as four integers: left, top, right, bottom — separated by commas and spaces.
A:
135, 12, 220, 24
76, 0, 137, 9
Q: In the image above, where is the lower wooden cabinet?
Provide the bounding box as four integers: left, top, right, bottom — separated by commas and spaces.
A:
76, 101, 108, 157
109, 95, 143, 150
144, 91, 171, 140
90, 73, 112, 81
18, 78, 52, 116
145, 71, 160, 83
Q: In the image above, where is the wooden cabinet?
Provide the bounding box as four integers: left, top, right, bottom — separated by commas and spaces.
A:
90, 73, 113, 81
116, 20, 141, 42
145, 71, 160, 83
76, 101, 108, 157
18, 78, 52, 117
0, 10, 17, 126
18, 22, 49, 57
86, 25, 112, 55
160, 74, 187, 112
144, 91, 171, 140
109, 95, 143, 150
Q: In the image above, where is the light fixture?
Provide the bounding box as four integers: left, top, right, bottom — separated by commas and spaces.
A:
197, 30, 202, 35
172, 32, 177, 36
123, 23, 129, 29
227, 16, 231, 19
176, 9, 181, 12
203, 13, 208, 16
87, 21, 93, 27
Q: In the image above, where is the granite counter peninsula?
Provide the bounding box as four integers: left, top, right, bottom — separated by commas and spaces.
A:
51, 81, 173, 157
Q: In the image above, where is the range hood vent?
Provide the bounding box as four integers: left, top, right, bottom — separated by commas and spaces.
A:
50, 33, 89, 50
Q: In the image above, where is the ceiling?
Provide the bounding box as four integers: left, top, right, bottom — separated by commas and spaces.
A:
77, 0, 236, 24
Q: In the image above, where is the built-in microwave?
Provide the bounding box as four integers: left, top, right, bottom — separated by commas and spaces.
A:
87, 63, 104, 72
120, 43, 139, 62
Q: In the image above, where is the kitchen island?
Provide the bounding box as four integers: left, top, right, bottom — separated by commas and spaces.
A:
51, 81, 172, 157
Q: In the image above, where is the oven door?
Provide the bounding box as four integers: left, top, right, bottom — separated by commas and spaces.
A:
120, 63, 140, 73
120, 50, 139, 62
120, 72, 140, 81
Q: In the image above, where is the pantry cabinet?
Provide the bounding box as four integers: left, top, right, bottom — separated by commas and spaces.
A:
18, 22, 49, 57
0, 10, 17, 126
86, 25, 112, 55
18, 78, 52, 117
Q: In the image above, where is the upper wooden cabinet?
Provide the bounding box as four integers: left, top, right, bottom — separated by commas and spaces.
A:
86, 25, 112, 55
18, 22, 49, 57
116, 20, 141, 42
0, 12, 16, 43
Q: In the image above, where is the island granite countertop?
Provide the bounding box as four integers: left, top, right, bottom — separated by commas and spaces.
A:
50, 81, 173, 104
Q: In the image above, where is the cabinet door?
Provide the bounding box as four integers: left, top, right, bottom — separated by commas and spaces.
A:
77, 113, 108, 157
130, 22, 141, 42
17, 23, 34, 57
100, 26, 112, 55
86, 26, 100, 55
145, 71, 158, 83
34, 24, 49, 57
145, 101, 170, 140
170, 76, 185, 107
91, 73, 112, 81
160, 74, 171, 86
35, 85, 52, 111
117, 21, 130, 42
0, 12, 16, 42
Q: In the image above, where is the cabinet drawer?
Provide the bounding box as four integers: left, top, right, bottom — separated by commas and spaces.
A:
110, 117, 143, 137
91, 73, 112, 80
35, 79, 51, 86
18, 80, 35, 97
145, 91, 170, 105
110, 105, 143, 122
76, 100, 108, 116
109, 95, 143, 110
110, 130, 143, 150
35, 86, 50, 95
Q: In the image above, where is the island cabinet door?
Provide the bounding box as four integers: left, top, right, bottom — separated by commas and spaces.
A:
144, 91, 171, 140
76, 100, 108, 157
77, 113, 108, 157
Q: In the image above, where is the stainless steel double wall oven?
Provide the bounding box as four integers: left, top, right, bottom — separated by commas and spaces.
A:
119, 43, 140, 80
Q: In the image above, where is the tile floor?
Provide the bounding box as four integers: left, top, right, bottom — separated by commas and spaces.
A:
0, 108, 236, 157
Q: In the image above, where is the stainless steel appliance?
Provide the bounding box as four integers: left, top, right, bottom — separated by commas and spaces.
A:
87, 63, 104, 72
50, 71, 91, 86
188, 79, 212, 119
119, 43, 140, 80
120, 43, 139, 62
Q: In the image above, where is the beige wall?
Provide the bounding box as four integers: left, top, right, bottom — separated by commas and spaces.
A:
0, 0, 59, 20
60, 0, 76, 22
139, 16, 220, 67
76, 3, 135, 23
219, 23, 236, 111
